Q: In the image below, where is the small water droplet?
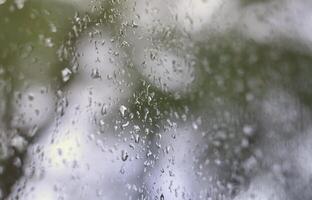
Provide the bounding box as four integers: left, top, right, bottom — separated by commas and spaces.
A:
121, 121, 129, 129
99, 119, 105, 126
44, 37, 54, 47
160, 194, 164, 200
119, 105, 127, 118
192, 122, 198, 130
146, 150, 152, 157
121, 150, 128, 161
91, 68, 101, 79
134, 134, 140, 143
28, 125, 38, 137
120, 166, 125, 174
134, 125, 140, 132
169, 171, 174, 177
27, 93, 34, 101
61, 68, 72, 82
101, 104, 107, 115
131, 21, 138, 28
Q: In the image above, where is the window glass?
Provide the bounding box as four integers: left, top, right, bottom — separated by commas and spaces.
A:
1, 0, 312, 199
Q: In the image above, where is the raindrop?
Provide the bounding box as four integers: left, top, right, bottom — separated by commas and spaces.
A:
134, 125, 140, 132
192, 122, 198, 130
160, 194, 164, 200
146, 150, 152, 157
27, 93, 34, 101
120, 166, 125, 174
131, 21, 138, 28
28, 125, 38, 137
44, 37, 54, 47
134, 134, 140, 143
91, 68, 101, 79
119, 105, 127, 118
121, 121, 129, 129
121, 150, 128, 161
61, 68, 72, 82
99, 119, 105, 126
10, 135, 27, 152
101, 104, 107, 115
169, 171, 174, 177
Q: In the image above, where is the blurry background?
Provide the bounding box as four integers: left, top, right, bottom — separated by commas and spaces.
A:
1, 0, 312, 199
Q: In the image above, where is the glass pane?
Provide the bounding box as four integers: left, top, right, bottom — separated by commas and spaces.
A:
1, 0, 312, 199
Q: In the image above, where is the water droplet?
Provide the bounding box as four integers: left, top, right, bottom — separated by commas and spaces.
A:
61, 68, 72, 82
121, 150, 128, 161
169, 170, 175, 177
91, 68, 101, 79
134, 134, 140, 143
121, 121, 129, 129
120, 166, 125, 174
134, 125, 140, 132
99, 119, 105, 126
10, 135, 27, 152
131, 21, 138, 28
27, 93, 34, 101
160, 194, 165, 200
28, 125, 38, 137
192, 122, 198, 130
101, 104, 107, 115
44, 37, 54, 47
119, 105, 127, 118
146, 150, 152, 157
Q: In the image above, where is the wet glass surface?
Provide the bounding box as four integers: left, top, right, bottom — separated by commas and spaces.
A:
1, 0, 312, 199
